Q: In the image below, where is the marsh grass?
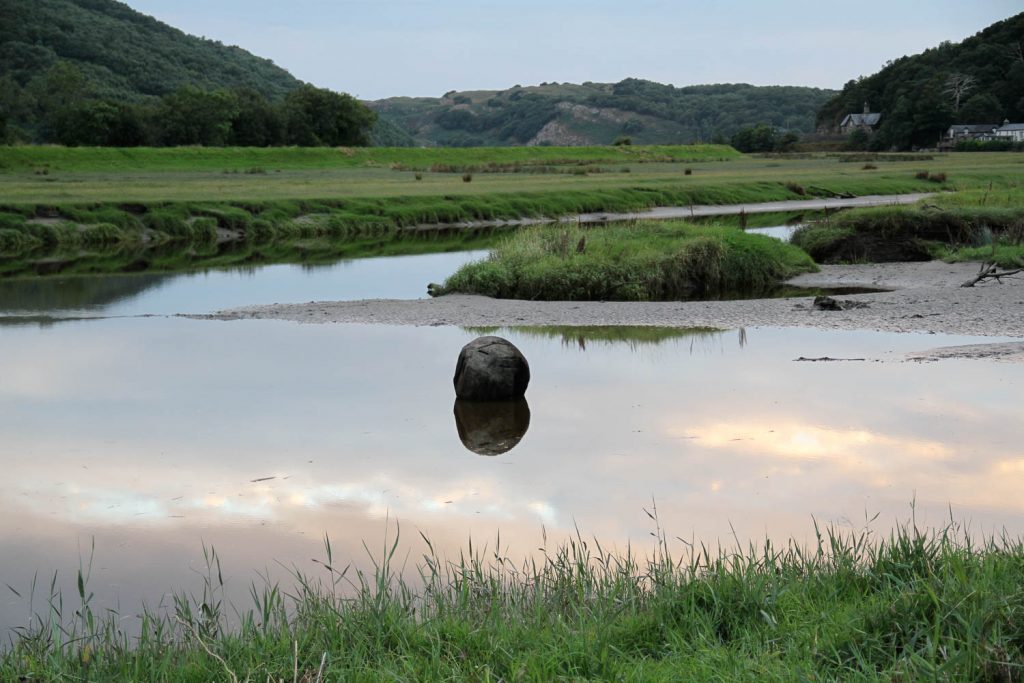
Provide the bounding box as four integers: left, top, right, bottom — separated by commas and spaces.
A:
792, 205, 1024, 264
4, 512, 1024, 681
437, 221, 817, 301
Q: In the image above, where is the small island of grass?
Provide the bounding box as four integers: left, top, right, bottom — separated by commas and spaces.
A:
433, 222, 818, 301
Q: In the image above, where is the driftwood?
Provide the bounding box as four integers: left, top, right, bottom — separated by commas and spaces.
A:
961, 261, 1023, 287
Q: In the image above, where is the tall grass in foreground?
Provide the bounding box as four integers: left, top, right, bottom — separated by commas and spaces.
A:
4, 515, 1024, 681
436, 221, 817, 301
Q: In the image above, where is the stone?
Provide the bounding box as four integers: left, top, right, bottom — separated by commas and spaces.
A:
453, 336, 530, 400
813, 295, 843, 311
454, 399, 531, 456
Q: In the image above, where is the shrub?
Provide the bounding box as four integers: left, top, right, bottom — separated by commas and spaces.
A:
0, 228, 41, 252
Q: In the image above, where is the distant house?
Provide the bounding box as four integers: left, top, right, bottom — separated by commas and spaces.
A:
944, 123, 1000, 142
840, 103, 881, 134
994, 119, 1024, 142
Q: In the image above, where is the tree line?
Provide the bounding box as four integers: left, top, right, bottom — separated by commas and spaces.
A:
2, 74, 376, 147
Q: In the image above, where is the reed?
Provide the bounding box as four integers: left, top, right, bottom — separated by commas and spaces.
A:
4, 511, 1024, 681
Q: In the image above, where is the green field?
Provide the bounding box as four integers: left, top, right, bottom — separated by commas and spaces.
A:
4, 145, 1019, 205
0, 146, 1021, 282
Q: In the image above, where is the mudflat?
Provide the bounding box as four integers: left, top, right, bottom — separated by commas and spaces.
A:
201, 260, 1024, 360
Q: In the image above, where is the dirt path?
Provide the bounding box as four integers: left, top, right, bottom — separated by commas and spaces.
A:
405, 193, 935, 230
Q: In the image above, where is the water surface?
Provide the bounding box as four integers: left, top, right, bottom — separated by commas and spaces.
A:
1, 318, 1021, 632
0, 250, 487, 319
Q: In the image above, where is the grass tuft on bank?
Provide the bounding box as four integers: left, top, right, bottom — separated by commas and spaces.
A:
791, 205, 1024, 264
4, 518, 1024, 681
435, 222, 817, 301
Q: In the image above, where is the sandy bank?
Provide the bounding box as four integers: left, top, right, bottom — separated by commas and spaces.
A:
199, 261, 1024, 347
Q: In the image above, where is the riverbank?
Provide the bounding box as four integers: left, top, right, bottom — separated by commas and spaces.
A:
4, 520, 1024, 681
201, 260, 1024, 342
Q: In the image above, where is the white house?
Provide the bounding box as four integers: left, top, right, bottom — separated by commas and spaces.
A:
944, 123, 1000, 142
993, 119, 1024, 142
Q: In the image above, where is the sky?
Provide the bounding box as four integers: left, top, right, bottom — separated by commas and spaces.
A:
124, 0, 1022, 100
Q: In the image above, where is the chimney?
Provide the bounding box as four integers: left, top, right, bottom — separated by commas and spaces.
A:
864, 101, 870, 115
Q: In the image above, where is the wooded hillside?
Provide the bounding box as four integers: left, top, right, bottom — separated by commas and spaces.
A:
371, 80, 836, 147
817, 12, 1024, 149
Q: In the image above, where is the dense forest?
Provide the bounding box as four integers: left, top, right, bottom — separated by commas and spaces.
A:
817, 12, 1024, 150
0, 0, 378, 146
371, 80, 836, 147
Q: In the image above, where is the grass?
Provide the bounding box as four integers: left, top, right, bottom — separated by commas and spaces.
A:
4, 514, 1024, 681
791, 205, 1024, 264
436, 221, 817, 301
1, 148, 1022, 277
0, 147, 994, 206
0, 144, 740, 174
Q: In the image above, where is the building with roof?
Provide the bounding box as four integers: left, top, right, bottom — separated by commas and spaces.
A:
840, 103, 881, 134
944, 123, 1000, 142
994, 119, 1024, 142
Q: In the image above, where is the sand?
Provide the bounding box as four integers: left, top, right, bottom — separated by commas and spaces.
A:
198, 261, 1024, 361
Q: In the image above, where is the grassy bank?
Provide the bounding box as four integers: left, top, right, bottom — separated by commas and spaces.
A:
3, 520, 1024, 681
0, 179, 920, 264
436, 222, 817, 301
791, 205, 1024, 265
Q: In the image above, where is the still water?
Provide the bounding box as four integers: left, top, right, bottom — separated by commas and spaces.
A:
0, 249, 487, 319
1, 316, 1022, 632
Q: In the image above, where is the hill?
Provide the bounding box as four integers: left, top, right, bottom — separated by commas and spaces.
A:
370, 80, 837, 147
817, 12, 1024, 149
0, 0, 378, 146
0, 0, 302, 100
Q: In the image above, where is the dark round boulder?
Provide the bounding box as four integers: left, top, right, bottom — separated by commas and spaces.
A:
453, 336, 530, 400
454, 398, 531, 456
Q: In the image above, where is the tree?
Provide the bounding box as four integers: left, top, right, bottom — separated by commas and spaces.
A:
775, 131, 800, 152
958, 93, 1003, 123
845, 128, 870, 151
730, 123, 777, 153
155, 87, 238, 146
283, 85, 376, 146
228, 88, 285, 146
943, 73, 977, 111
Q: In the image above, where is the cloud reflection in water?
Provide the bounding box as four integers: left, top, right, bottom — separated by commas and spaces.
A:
0, 318, 1022, 630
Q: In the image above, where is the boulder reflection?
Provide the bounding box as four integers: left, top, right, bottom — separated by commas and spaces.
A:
454, 398, 531, 456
